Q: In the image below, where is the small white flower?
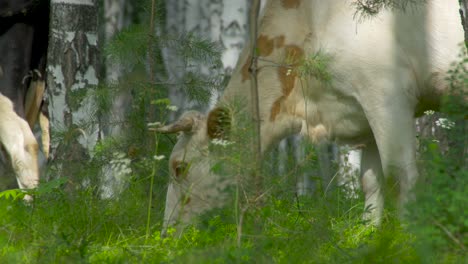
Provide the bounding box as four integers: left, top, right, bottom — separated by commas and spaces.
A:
211, 138, 234, 147
424, 110, 435, 116
115, 152, 126, 159
166, 105, 178, 112
286, 69, 292, 76
435, 118, 455, 130
154, 155, 165, 161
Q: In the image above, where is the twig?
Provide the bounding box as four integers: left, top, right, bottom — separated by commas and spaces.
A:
145, 133, 159, 243
148, 0, 156, 82
147, 0, 157, 122
248, 0, 262, 195
236, 205, 248, 247
432, 218, 466, 251
236, 0, 262, 252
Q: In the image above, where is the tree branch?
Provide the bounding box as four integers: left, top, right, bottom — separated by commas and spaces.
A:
432, 218, 466, 251
148, 0, 157, 121
248, 0, 262, 196
460, 0, 468, 50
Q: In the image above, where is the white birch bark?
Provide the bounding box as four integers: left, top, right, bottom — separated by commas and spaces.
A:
46, 0, 99, 179
99, 0, 134, 198
163, 0, 188, 120
163, 0, 249, 118
462, 0, 468, 46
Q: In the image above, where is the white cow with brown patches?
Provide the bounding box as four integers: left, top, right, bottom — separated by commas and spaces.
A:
154, 0, 465, 231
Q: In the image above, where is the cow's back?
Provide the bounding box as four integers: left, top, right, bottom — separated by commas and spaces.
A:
305, 0, 463, 108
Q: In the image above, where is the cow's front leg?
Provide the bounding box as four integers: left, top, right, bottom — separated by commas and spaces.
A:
360, 140, 384, 225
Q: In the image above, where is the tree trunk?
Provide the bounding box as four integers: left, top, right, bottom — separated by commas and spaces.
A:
163, 0, 250, 118
99, 0, 134, 198
100, 0, 133, 137
460, 0, 468, 48
46, 0, 100, 182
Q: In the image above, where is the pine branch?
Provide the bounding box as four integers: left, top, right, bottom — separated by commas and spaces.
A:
353, 0, 426, 20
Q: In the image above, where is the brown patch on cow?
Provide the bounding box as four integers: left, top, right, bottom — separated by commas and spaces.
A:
257, 35, 275, 56
284, 44, 304, 64
279, 45, 304, 95
270, 96, 285, 121
241, 56, 251, 82
281, 0, 301, 9
242, 35, 286, 83
271, 45, 305, 121
172, 160, 189, 179
278, 67, 297, 96
207, 107, 231, 139
257, 35, 286, 57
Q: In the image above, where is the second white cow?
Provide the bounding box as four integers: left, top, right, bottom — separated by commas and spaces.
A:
154, 0, 464, 231
0, 93, 39, 195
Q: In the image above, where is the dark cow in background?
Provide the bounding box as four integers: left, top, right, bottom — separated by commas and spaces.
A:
0, 0, 49, 194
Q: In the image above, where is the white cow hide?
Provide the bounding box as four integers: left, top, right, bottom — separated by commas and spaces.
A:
0, 93, 39, 197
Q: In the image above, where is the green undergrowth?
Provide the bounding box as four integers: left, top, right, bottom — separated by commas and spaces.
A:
0, 175, 465, 263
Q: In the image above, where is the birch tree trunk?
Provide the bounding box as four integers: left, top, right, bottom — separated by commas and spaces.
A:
460, 0, 468, 48
101, 0, 133, 137
163, 0, 250, 119
46, 0, 99, 182
99, 0, 134, 198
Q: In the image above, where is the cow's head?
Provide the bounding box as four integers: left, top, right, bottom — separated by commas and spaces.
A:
152, 108, 237, 233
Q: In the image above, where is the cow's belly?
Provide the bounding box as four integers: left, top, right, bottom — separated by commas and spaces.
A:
316, 94, 372, 144
286, 87, 372, 145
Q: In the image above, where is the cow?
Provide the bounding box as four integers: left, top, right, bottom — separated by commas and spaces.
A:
0, 0, 50, 196
153, 0, 464, 232
0, 93, 39, 193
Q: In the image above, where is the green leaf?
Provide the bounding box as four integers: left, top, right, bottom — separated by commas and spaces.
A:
0, 189, 25, 200
34, 177, 68, 195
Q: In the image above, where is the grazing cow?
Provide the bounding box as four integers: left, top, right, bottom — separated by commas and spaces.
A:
153, 0, 464, 230
0, 93, 39, 191
0, 0, 49, 193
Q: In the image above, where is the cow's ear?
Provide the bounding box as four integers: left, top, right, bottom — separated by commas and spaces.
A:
207, 107, 231, 139
150, 110, 203, 134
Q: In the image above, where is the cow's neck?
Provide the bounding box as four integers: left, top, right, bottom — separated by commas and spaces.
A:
220, 0, 309, 109
216, 0, 339, 151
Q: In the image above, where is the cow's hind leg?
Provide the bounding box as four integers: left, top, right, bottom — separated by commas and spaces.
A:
360, 141, 384, 225
361, 84, 419, 221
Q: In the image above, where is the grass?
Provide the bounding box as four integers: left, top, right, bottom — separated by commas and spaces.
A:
0, 160, 465, 264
